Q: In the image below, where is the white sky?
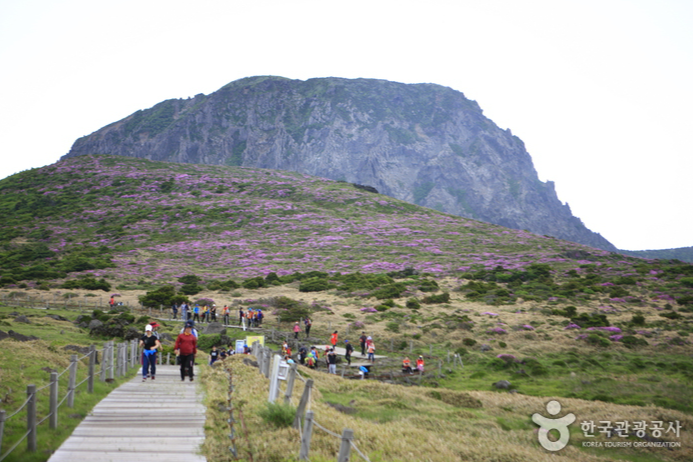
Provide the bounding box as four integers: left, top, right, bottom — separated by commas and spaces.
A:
1, 0, 691, 251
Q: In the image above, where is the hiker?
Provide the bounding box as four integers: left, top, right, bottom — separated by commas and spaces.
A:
210, 304, 217, 322
293, 322, 300, 339
416, 356, 425, 372
202, 306, 209, 323
344, 339, 353, 365
219, 348, 227, 361
306, 351, 316, 369
304, 317, 312, 337
172, 303, 178, 320
193, 305, 200, 323
330, 331, 338, 348
402, 357, 413, 374
180, 320, 199, 338
359, 332, 367, 356
149, 322, 161, 340
139, 325, 161, 382
359, 365, 370, 379
310, 346, 320, 368
367, 341, 376, 363
327, 348, 337, 374
109, 295, 115, 308
181, 302, 188, 321
174, 321, 198, 381
209, 345, 219, 365
238, 307, 244, 326
298, 345, 307, 365
285, 354, 295, 365
281, 341, 289, 356
222, 305, 230, 325
256, 309, 263, 326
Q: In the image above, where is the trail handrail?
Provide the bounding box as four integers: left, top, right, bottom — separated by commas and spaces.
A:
0, 339, 138, 461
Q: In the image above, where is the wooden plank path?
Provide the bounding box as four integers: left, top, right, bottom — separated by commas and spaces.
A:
48, 365, 206, 462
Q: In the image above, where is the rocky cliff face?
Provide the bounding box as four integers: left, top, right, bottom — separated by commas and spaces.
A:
62, 76, 616, 251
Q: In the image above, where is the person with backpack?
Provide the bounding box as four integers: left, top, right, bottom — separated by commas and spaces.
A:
210, 304, 217, 322
359, 332, 367, 356
175, 321, 198, 381
139, 325, 161, 382
304, 317, 312, 337
344, 339, 354, 365
330, 331, 338, 348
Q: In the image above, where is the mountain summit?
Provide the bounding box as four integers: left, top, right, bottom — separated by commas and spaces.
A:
62, 76, 616, 251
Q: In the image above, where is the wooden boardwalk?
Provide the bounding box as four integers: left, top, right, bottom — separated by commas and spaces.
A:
48, 365, 206, 462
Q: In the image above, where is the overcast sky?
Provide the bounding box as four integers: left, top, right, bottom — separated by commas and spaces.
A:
1, 0, 691, 251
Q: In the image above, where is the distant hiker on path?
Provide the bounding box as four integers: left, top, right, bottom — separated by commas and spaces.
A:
359, 332, 367, 356
172, 303, 178, 320
416, 356, 425, 372
139, 324, 161, 382
238, 308, 244, 326
175, 321, 198, 381
181, 302, 188, 321
327, 348, 337, 374
193, 305, 200, 323
367, 340, 376, 363
344, 339, 353, 365
293, 322, 301, 339
402, 357, 413, 374
304, 317, 312, 337
330, 331, 338, 348
222, 305, 230, 325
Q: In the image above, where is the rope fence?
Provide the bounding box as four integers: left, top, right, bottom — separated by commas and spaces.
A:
0, 339, 138, 462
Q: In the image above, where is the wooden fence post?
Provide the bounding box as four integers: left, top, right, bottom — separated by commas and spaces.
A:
337, 428, 354, 462
0, 409, 5, 455
100, 343, 107, 382
27, 384, 37, 452
283, 363, 297, 405
88, 345, 95, 393
67, 355, 77, 408
293, 379, 313, 429
298, 410, 314, 461
49, 371, 58, 429
109, 341, 115, 381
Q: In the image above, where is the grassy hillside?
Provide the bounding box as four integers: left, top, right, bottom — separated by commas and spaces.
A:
1, 154, 692, 461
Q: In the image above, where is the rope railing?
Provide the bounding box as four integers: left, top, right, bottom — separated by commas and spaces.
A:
0, 339, 137, 460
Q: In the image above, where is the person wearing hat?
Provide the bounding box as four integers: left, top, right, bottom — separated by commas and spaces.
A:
416, 356, 425, 372
139, 324, 161, 382
174, 321, 198, 381
344, 339, 354, 365
180, 320, 199, 338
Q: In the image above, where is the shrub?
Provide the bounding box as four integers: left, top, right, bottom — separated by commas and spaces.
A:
586, 333, 611, 348
462, 338, 477, 347
418, 279, 439, 292
258, 402, 296, 428
197, 334, 222, 351
180, 283, 202, 295
375, 305, 390, 312
371, 283, 407, 299
138, 285, 176, 308
385, 321, 400, 333
178, 274, 201, 284
498, 341, 507, 348
299, 277, 331, 292
422, 293, 450, 304
242, 277, 266, 289
629, 314, 645, 326
406, 298, 421, 310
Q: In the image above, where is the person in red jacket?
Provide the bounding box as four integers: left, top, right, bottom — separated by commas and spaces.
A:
330, 331, 338, 348
174, 321, 198, 382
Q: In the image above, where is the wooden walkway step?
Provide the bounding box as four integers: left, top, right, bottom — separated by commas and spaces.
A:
48, 365, 206, 462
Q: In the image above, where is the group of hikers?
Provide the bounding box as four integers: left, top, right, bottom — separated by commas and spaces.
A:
171, 303, 266, 328
140, 311, 425, 382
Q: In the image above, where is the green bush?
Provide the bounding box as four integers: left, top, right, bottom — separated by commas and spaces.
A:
178, 274, 201, 284
422, 293, 450, 304
180, 283, 202, 295
242, 277, 266, 289
631, 313, 646, 326
197, 334, 222, 351
386, 321, 400, 333
621, 335, 649, 349
371, 283, 407, 299
586, 333, 611, 348
418, 279, 439, 292
406, 298, 421, 310
375, 304, 390, 312
258, 402, 296, 428
462, 338, 477, 347
299, 277, 331, 292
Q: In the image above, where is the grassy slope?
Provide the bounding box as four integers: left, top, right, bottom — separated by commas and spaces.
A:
1, 155, 692, 461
